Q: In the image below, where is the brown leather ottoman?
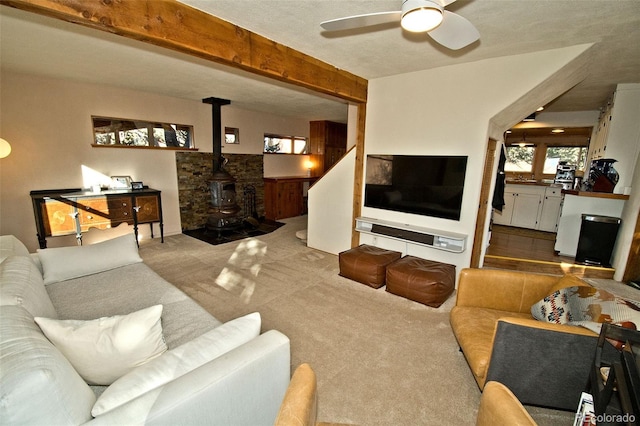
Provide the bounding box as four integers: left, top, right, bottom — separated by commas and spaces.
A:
338, 245, 402, 288
385, 256, 455, 307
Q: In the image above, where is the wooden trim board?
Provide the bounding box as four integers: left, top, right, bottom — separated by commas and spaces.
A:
1, 0, 368, 103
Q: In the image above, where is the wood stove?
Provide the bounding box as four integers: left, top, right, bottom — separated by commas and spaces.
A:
206, 166, 241, 232
203, 97, 242, 235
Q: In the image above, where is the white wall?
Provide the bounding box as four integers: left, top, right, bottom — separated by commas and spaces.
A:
221, 105, 309, 155
355, 45, 593, 273
0, 72, 211, 251
606, 84, 640, 194
614, 123, 640, 281
0, 71, 313, 251
219, 105, 313, 177
346, 104, 359, 150
307, 149, 355, 254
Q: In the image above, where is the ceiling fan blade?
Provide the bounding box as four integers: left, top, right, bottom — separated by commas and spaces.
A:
321, 11, 402, 32
428, 10, 479, 50
436, 0, 458, 6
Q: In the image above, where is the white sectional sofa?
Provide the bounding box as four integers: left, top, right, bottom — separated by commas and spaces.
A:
0, 234, 291, 425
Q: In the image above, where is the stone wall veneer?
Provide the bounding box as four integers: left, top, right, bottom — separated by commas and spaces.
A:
176, 152, 264, 230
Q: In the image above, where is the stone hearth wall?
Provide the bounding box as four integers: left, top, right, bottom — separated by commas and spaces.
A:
176, 152, 265, 230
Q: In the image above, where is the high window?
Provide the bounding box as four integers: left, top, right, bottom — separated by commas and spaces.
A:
263, 134, 309, 154
92, 116, 195, 149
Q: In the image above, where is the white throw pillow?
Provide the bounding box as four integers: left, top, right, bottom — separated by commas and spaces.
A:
34, 305, 167, 385
0, 256, 58, 319
92, 312, 261, 416
37, 233, 142, 285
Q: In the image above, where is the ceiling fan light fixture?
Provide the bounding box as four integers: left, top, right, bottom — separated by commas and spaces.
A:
401, 0, 443, 32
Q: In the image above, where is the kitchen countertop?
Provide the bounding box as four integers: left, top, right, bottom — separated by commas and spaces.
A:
505, 181, 629, 200
561, 189, 629, 200
505, 180, 562, 187
263, 176, 318, 182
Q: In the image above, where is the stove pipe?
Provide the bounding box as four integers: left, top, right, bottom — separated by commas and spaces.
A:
202, 97, 231, 173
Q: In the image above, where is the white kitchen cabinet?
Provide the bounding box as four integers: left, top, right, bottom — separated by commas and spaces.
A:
492, 191, 515, 226
538, 187, 563, 232
511, 193, 542, 228
493, 184, 543, 229
587, 84, 640, 194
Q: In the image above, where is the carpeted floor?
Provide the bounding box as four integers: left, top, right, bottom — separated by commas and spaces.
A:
139, 216, 575, 425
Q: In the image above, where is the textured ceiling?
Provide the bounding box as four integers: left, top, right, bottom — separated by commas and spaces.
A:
2, 1, 640, 122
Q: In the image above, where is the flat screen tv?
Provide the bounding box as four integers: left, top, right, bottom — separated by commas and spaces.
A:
364, 155, 468, 220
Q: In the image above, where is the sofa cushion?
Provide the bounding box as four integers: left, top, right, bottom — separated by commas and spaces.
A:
0, 305, 96, 425
530, 275, 593, 324
0, 255, 57, 318
530, 288, 572, 324
92, 312, 262, 416
37, 233, 142, 284
449, 306, 531, 387
46, 263, 223, 349
35, 305, 168, 385
0, 235, 30, 263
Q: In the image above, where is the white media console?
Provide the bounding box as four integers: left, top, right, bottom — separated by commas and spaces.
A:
355, 217, 467, 253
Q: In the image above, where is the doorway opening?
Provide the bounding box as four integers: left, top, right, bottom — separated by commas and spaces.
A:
472, 138, 615, 279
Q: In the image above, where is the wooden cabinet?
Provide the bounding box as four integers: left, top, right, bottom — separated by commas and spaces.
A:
41, 199, 76, 236
263, 177, 316, 221
31, 188, 163, 248
77, 196, 133, 231
134, 195, 161, 223
310, 120, 347, 175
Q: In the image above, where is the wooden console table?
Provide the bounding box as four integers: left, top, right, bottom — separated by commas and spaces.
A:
30, 188, 164, 249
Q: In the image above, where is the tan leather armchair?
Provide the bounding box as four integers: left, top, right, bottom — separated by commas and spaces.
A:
476, 381, 537, 426
275, 363, 318, 426
274, 363, 352, 426
450, 268, 599, 410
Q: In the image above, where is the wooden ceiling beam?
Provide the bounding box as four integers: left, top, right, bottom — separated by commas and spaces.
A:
1, 0, 368, 104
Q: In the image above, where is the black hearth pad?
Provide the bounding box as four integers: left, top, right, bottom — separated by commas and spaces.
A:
183, 220, 284, 246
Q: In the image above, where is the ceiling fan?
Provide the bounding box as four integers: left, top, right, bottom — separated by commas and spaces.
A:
320, 0, 479, 50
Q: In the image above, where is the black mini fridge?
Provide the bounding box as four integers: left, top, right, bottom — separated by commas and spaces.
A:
575, 214, 621, 267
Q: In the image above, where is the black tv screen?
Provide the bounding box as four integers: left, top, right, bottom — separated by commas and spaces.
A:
364, 155, 468, 220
